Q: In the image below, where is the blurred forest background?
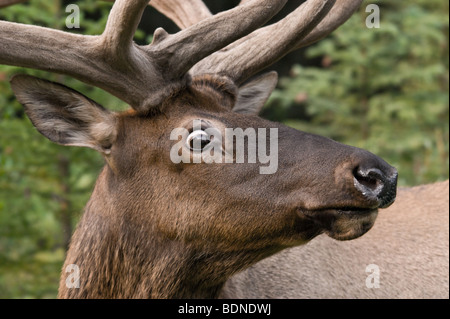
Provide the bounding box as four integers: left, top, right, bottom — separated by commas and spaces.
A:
0, 0, 448, 298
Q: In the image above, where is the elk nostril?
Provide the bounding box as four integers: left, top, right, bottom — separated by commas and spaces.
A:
353, 167, 398, 208
353, 167, 385, 198
354, 167, 384, 191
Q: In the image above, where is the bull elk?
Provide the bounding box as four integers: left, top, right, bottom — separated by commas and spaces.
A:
1, 0, 400, 298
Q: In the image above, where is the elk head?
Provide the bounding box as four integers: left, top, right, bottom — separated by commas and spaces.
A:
1, 0, 397, 298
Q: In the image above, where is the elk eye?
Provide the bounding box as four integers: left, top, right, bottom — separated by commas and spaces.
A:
187, 130, 211, 151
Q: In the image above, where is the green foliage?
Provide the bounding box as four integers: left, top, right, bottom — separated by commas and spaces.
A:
0, 0, 124, 298
266, 0, 449, 186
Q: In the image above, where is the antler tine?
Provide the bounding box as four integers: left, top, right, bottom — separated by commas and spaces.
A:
191, 0, 363, 85
103, 0, 211, 30
191, 0, 335, 83
295, 0, 364, 48
150, 0, 212, 30
101, 0, 149, 56
147, 0, 287, 80
0, 20, 94, 79
0, 0, 156, 110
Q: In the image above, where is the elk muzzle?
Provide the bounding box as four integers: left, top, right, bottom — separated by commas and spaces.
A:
292, 136, 398, 241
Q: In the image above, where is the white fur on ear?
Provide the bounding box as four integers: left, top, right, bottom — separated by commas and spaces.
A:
233, 71, 278, 115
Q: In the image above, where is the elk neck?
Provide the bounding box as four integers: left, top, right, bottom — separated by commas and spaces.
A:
60, 166, 283, 298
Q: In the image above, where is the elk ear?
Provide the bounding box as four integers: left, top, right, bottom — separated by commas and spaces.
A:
10, 74, 117, 154
233, 71, 278, 115
189, 74, 238, 111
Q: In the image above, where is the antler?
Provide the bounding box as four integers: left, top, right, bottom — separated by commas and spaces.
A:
188, 0, 364, 85
1, 0, 362, 111
152, 0, 363, 84
0, 0, 286, 112
150, 0, 211, 29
